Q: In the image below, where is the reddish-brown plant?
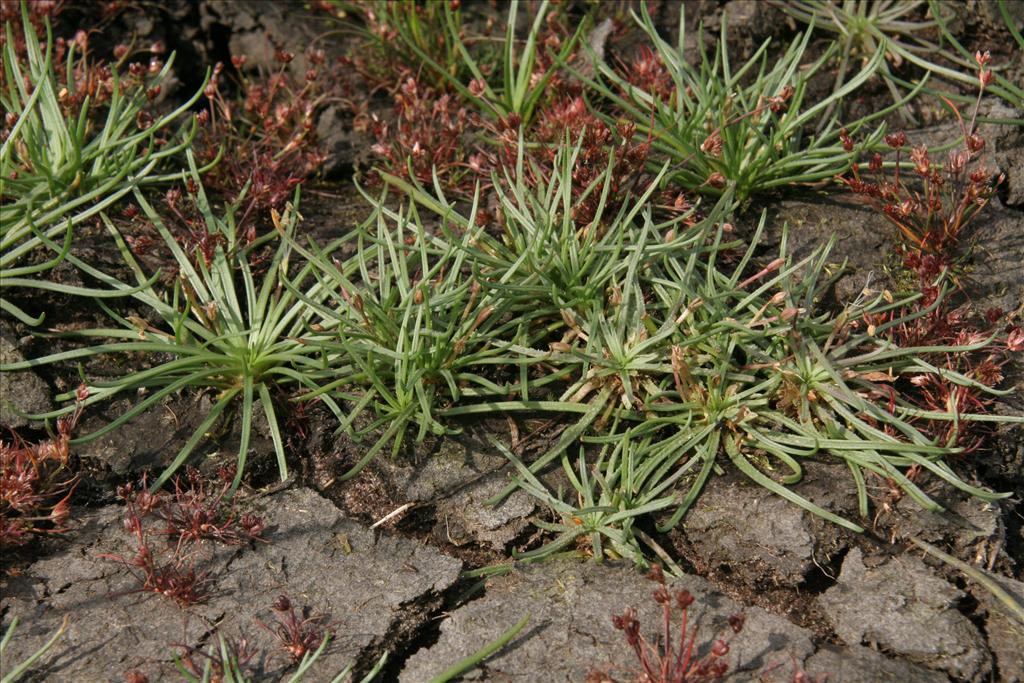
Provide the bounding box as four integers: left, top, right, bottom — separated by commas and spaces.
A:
348, 2, 599, 203
458, 96, 665, 230
0, 16, 169, 160
840, 52, 1002, 278
99, 498, 215, 608
155, 466, 267, 554
621, 46, 674, 102
256, 595, 335, 663
0, 0, 64, 45
837, 52, 1013, 458
174, 633, 257, 681
340, 0, 473, 94
190, 44, 332, 242
0, 385, 86, 550
359, 75, 473, 191
529, 97, 652, 225
590, 565, 745, 683
100, 467, 266, 607
858, 297, 1014, 453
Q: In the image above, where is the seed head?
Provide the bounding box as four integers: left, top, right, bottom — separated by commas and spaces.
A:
706, 171, 726, 188
840, 128, 854, 152
700, 132, 723, 157
469, 78, 487, 97
910, 146, 930, 176
1007, 327, 1024, 352
946, 149, 968, 174
884, 132, 906, 149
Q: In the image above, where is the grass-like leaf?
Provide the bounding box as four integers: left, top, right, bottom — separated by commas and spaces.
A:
1, 152, 345, 491
578, 3, 915, 202
1, 4, 207, 324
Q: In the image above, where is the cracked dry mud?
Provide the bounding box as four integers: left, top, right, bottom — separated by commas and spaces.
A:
3, 481, 1022, 682
1, 489, 462, 681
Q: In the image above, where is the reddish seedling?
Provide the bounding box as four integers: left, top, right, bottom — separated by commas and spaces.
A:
857, 294, 1015, 453
840, 52, 1002, 279
156, 466, 267, 555
256, 595, 335, 663
0, 12, 171, 151
174, 633, 257, 681
837, 51, 1015, 461
0, 385, 87, 550
590, 565, 745, 683
99, 518, 215, 607
190, 44, 331, 241
100, 467, 266, 607
358, 74, 474, 192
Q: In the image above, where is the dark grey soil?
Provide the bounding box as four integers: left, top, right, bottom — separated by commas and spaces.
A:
1, 489, 461, 681
5, 485, 1019, 682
